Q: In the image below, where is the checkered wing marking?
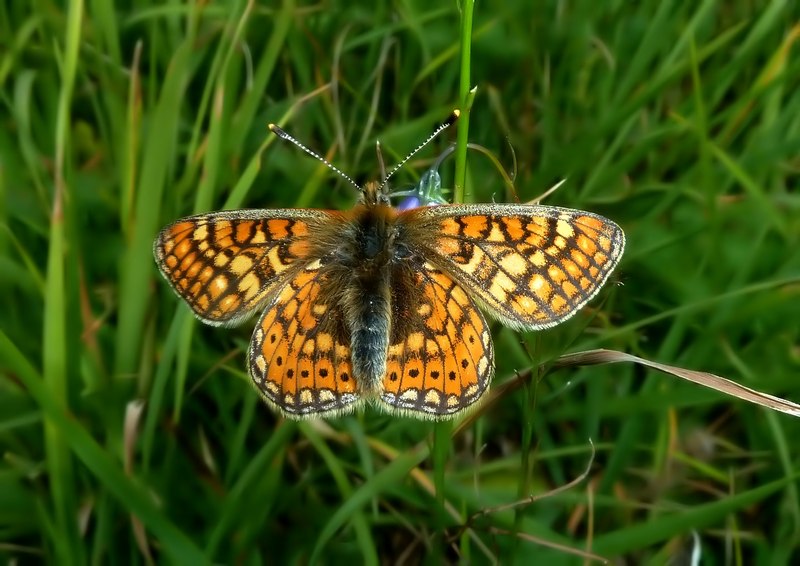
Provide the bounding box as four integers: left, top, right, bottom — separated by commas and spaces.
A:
248, 261, 360, 419
380, 262, 493, 418
154, 209, 329, 325
404, 204, 625, 330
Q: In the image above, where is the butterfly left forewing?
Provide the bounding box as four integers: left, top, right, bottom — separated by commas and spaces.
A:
401, 204, 625, 330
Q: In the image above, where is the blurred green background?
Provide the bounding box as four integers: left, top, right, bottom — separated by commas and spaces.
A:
2, 0, 800, 563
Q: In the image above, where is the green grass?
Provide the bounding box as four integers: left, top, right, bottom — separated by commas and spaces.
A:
2, 0, 800, 563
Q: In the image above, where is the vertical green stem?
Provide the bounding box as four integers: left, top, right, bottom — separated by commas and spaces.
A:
454, 0, 476, 203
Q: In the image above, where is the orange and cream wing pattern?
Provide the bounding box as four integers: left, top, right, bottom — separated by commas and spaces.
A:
248, 261, 361, 418
404, 204, 625, 330
154, 209, 328, 326
380, 262, 493, 418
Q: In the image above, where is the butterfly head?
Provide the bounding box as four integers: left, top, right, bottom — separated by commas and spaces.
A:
360, 181, 392, 207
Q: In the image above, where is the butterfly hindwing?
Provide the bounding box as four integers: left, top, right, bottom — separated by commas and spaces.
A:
379, 260, 493, 418
248, 260, 362, 418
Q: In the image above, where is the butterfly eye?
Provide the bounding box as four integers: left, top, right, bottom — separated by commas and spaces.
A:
393, 241, 414, 260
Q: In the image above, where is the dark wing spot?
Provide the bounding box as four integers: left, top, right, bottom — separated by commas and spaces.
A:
390, 371, 398, 382
431, 371, 440, 379
276, 356, 283, 366
341, 372, 349, 382
319, 368, 328, 377
448, 371, 456, 381
409, 368, 419, 378
301, 370, 309, 378
287, 369, 294, 378
461, 359, 469, 369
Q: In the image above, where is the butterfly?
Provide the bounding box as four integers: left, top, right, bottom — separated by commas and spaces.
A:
153, 113, 625, 419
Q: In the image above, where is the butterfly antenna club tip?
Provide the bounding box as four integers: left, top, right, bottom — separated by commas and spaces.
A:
380, 110, 461, 191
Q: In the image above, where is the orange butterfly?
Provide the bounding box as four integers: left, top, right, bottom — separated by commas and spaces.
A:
154, 113, 625, 419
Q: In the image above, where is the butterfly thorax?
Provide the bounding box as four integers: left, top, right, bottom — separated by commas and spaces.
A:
329, 198, 403, 390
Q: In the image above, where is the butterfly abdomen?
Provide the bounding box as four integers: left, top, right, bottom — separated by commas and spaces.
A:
347, 281, 391, 390
340, 204, 398, 391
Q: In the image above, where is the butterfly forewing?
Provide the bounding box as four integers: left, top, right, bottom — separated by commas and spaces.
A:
154, 209, 330, 325
402, 204, 625, 330
380, 261, 494, 418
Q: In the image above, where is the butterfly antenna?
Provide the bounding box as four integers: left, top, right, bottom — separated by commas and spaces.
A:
378, 109, 460, 193
269, 123, 361, 192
